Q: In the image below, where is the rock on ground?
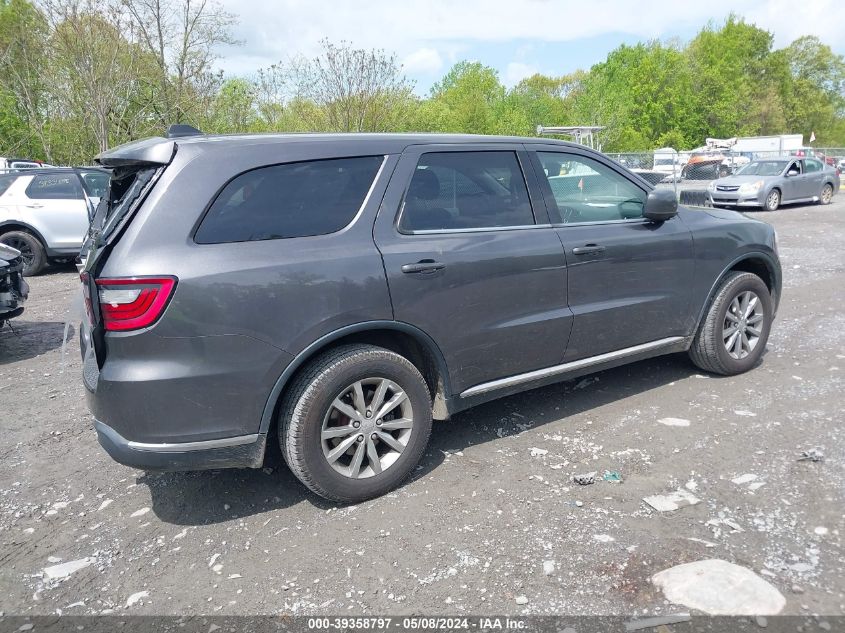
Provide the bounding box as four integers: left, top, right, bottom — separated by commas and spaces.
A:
652, 559, 786, 616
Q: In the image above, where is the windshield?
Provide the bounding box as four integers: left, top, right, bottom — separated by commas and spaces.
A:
737, 161, 787, 176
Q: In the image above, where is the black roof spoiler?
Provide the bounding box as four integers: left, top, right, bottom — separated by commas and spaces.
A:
95, 137, 176, 168
166, 124, 203, 138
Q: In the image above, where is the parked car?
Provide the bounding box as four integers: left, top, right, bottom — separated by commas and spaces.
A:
0, 167, 110, 275
682, 151, 750, 180
80, 131, 781, 502
0, 157, 53, 171
708, 157, 839, 211
0, 242, 28, 323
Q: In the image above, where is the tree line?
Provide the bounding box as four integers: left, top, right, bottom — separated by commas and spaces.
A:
1, 0, 844, 165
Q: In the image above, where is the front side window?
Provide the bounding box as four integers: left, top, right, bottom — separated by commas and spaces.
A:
196, 156, 384, 244
25, 174, 84, 200
399, 151, 534, 232
537, 152, 646, 224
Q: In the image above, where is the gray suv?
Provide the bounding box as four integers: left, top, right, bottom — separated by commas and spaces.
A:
80, 131, 781, 502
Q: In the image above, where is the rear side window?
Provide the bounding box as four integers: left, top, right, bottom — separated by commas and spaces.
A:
25, 174, 84, 199
399, 151, 534, 232
81, 171, 110, 198
803, 159, 822, 173
195, 156, 384, 244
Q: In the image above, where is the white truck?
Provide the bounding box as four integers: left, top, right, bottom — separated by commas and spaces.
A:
729, 134, 804, 156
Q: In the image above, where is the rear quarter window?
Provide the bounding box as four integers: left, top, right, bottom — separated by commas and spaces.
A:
195, 156, 384, 244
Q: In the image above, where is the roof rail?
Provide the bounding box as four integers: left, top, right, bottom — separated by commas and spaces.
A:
166, 124, 203, 139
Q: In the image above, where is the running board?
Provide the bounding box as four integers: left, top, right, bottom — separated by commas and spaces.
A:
460, 337, 686, 398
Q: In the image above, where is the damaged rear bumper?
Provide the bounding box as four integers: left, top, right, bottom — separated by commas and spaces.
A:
94, 420, 266, 472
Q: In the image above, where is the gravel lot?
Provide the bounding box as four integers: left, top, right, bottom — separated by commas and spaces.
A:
1, 199, 843, 618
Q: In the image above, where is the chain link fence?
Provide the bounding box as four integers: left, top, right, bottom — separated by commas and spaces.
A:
607, 148, 845, 207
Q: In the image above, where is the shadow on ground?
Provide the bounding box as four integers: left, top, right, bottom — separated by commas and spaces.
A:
143, 352, 718, 525
0, 321, 71, 365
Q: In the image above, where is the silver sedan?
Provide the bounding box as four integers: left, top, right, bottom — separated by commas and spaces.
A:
708, 157, 839, 211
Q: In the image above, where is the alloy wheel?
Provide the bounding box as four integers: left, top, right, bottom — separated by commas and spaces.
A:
0, 236, 34, 267
723, 290, 764, 360
765, 190, 779, 210
821, 185, 833, 204
321, 377, 414, 479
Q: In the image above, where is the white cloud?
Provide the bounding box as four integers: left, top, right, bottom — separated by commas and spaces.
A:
402, 48, 444, 74
215, 0, 845, 75
505, 62, 538, 86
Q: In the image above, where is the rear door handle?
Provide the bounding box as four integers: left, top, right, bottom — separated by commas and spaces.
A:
401, 260, 446, 274
572, 244, 606, 255
26, 203, 43, 209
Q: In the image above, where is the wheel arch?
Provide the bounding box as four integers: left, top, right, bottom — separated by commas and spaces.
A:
0, 220, 48, 248
693, 252, 780, 335
258, 321, 453, 436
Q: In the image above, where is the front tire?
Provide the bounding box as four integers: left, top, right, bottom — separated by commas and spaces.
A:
0, 230, 46, 276
764, 189, 780, 212
279, 344, 432, 502
689, 271, 773, 376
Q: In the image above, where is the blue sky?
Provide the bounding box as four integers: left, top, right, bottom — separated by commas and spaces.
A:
216, 0, 845, 95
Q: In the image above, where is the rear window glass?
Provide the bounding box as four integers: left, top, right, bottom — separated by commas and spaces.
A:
91, 166, 158, 245
195, 156, 384, 244
25, 174, 84, 199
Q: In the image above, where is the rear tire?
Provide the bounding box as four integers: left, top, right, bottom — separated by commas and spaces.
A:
279, 344, 432, 503
819, 183, 833, 205
689, 271, 772, 376
764, 189, 780, 212
0, 230, 46, 276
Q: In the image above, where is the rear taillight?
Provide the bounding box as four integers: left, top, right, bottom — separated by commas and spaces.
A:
94, 276, 176, 331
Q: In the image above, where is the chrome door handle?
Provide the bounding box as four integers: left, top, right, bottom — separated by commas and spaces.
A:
572, 244, 605, 255
401, 260, 446, 274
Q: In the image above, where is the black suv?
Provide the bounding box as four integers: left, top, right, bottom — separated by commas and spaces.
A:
79, 132, 781, 502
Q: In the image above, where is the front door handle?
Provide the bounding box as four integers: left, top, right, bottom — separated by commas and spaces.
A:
401, 260, 446, 274
572, 244, 606, 255
26, 203, 44, 209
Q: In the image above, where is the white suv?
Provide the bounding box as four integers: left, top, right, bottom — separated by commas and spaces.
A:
0, 168, 109, 275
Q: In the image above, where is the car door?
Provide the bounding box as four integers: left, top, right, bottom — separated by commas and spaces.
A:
373, 145, 572, 395
529, 147, 695, 362
801, 159, 825, 198
781, 160, 803, 201
23, 173, 89, 250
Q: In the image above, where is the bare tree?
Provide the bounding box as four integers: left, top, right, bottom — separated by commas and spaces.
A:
39, 0, 154, 153
119, 0, 238, 126
294, 40, 415, 132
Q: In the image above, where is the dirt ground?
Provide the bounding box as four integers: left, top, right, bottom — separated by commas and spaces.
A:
0, 200, 843, 618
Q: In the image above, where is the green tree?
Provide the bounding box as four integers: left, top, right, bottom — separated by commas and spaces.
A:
210, 78, 256, 133
422, 61, 505, 134
0, 0, 49, 159
686, 16, 777, 138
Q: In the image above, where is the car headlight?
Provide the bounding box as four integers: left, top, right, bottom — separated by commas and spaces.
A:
738, 180, 764, 195
707, 181, 716, 192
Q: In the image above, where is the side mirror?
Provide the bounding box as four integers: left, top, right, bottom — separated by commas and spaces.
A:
643, 188, 678, 221
786, 169, 799, 177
